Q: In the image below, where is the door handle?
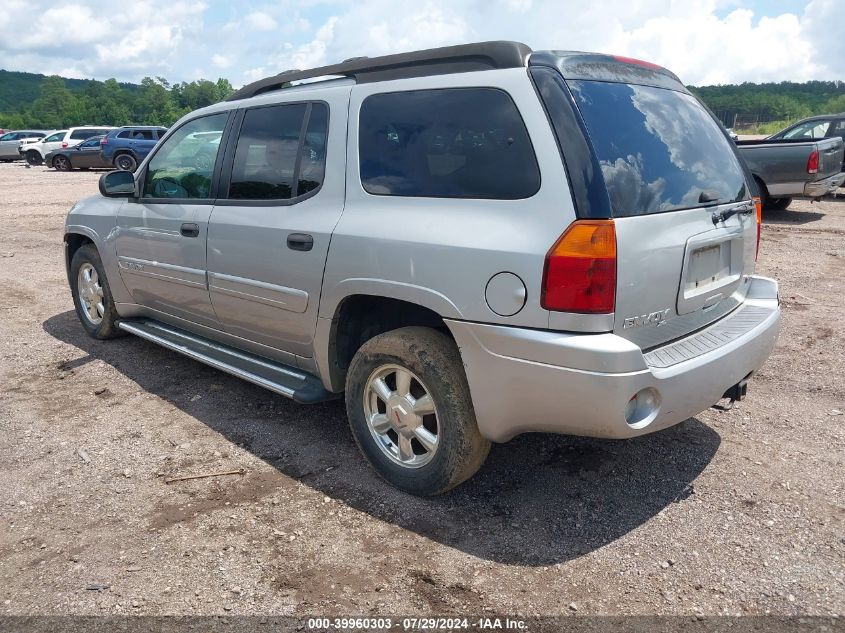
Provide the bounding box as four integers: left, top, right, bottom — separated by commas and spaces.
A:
180, 223, 200, 238
287, 233, 314, 251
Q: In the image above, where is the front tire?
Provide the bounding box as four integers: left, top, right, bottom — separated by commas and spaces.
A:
69, 244, 125, 340
345, 326, 490, 495
114, 153, 137, 172
25, 151, 42, 166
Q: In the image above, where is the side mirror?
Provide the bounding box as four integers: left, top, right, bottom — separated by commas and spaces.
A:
99, 170, 136, 198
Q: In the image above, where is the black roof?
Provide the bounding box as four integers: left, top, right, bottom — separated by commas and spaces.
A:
228, 41, 532, 101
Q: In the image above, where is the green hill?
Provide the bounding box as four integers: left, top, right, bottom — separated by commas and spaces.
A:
1, 69, 843, 135
0, 69, 140, 113
0, 71, 232, 129
689, 80, 845, 133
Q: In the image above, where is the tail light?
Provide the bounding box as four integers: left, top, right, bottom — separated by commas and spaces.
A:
807, 149, 819, 174
542, 220, 616, 313
100, 137, 108, 145
61, 142, 68, 148
753, 196, 762, 260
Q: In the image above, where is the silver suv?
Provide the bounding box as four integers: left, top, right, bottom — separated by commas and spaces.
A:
64, 42, 781, 495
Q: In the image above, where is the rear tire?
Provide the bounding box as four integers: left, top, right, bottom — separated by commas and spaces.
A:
765, 196, 792, 211
69, 244, 125, 340
754, 176, 769, 210
25, 151, 42, 166
345, 326, 490, 496
114, 153, 137, 172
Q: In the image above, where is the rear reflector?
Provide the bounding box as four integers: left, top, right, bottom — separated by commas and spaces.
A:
542, 220, 616, 314
807, 149, 819, 174
753, 196, 762, 260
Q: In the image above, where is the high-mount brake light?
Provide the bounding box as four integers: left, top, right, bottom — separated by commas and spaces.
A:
806, 149, 819, 174
541, 220, 617, 314
611, 55, 664, 71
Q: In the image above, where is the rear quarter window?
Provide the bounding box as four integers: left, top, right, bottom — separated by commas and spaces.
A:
70, 129, 97, 140
569, 80, 748, 216
358, 88, 540, 199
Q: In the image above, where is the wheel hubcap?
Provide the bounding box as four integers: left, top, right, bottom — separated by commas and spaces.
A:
77, 263, 104, 325
363, 364, 439, 468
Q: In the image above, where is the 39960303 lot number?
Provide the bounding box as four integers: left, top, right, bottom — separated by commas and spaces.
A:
306, 617, 526, 630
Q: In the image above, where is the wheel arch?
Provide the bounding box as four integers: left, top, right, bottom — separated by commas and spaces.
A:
112, 149, 138, 164
316, 293, 454, 393
63, 230, 97, 286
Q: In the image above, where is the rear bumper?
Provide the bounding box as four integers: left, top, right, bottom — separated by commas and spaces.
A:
804, 172, 845, 197
447, 275, 780, 442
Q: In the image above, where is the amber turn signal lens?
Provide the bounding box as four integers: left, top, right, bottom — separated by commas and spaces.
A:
542, 220, 617, 314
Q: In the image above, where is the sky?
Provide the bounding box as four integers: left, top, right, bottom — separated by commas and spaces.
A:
0, 0, 842, 88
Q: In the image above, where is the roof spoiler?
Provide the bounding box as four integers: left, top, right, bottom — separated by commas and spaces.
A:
529, 51, 689, 93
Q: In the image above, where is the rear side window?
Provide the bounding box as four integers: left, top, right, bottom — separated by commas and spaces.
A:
70, 129, 97, 140
228, 102, 328, 200
359, 88, 540, 199
570, 80, 748, 216
782, 120, 830, 139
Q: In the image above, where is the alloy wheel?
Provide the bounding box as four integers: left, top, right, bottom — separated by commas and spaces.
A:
77, 263, 104, 325
363, 364, 439, 468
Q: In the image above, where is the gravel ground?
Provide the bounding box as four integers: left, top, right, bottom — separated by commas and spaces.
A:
0, 162, 843, 617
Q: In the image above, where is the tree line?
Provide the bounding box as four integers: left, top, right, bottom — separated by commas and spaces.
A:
1, 72, 844, 133
689, 80, 845, 132
0, 74, 234, 130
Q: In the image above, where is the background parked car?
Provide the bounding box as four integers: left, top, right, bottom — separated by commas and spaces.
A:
46, 135, 111, 171
767, 113, 845, 171
20, 126, 114, 165
0, 130, 48, 160
100, 126, 167, 171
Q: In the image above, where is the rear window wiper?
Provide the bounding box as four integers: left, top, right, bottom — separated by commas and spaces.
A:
711, 201, 754, 225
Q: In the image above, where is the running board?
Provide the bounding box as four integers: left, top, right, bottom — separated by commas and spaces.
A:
117, 319, 337, 404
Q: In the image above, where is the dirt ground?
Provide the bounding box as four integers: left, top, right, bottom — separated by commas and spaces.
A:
0, 162, 843, 617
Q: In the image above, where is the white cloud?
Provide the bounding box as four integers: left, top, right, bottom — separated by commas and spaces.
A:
244, 11, 279, 31
0, 0, 208, 80
212, 54, 232, 69
0, 1, 843, 86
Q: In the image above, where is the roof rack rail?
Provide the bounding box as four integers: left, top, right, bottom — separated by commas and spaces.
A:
228, 40, 532, 101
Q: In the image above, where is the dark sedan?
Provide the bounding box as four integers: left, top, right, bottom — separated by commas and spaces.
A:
47, 136, 113, 171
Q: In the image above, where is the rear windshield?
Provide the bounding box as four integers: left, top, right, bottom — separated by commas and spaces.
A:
570, 80, 748, 216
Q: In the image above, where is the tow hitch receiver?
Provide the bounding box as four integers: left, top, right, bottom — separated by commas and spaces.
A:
714, 373, 753, 411
723, 378, 748, 403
